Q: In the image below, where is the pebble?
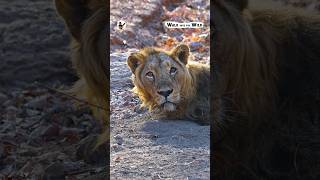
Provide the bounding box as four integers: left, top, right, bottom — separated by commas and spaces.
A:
189, 41, 203, 51
134, 105, 147, 114
111, 144, 123, 152
113, 135, 124, 145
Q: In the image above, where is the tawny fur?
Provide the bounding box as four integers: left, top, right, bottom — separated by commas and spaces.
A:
54, 0, 108, 125
127, 45, 210, 124
54, 0, 108, 148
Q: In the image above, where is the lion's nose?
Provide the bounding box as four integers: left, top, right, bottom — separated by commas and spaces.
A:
158, 89, 173, 97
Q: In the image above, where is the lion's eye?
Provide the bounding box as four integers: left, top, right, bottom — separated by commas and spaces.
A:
170, 67, 177, 75
145, 71, 154, 79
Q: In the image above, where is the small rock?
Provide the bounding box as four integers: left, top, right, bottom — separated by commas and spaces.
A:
114, 156, 121, 163
111, 144, 123, 152
189, 41, 203, 51
113, 135, 124, 145
134, 105, 147, 114
111, 36, 124, 45
122, 113, 132, 119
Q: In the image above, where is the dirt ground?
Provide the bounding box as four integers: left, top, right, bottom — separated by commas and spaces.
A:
110, 0, 210, 179
110, 51, 210, 179
0, 0, 107, 179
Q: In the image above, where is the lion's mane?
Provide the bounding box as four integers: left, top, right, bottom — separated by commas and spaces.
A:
54, 0, 109, 149
213, 0, 320, 179
54, 0, 108, 124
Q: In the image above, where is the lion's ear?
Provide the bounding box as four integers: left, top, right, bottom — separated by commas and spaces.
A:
226, 0, 248, 11
54, 0, 86, 40
54, 0, 101, 41
172, 44, 190, 65
127, 53, 143, 73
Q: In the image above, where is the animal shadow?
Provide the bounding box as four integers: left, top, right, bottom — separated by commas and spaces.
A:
140, 119, 210, 149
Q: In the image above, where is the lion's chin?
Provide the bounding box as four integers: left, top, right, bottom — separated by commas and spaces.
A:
162, 102, 176, 112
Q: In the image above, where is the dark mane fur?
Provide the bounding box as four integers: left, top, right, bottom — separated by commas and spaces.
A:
212, 0, 320, 179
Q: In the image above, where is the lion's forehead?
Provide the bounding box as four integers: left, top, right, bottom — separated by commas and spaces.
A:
146, 52, 173, 66
158, 52, 172, 62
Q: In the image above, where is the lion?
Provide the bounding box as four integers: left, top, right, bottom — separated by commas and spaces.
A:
213, 0, 320, 179
54, 0, 108, 155
127, 44, 210, 124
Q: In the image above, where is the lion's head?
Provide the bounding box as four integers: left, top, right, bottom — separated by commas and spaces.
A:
127, 44, 196, 114
54, 0, 108, 122
54, 0, 109, 148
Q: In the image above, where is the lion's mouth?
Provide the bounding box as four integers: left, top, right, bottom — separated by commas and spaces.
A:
161, 101, 175, 105
161, 101, 176, 112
